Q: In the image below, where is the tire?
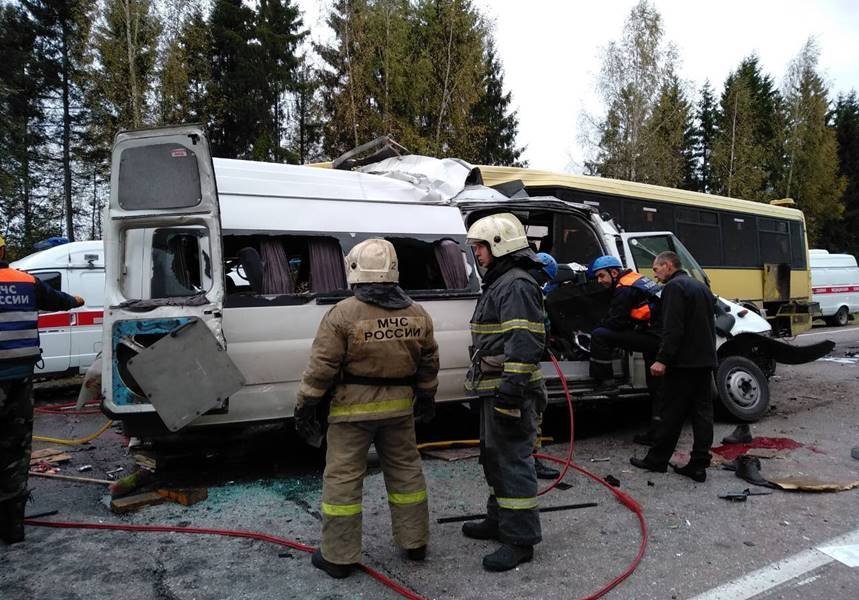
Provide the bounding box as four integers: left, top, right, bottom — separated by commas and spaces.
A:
827, 306, 850, 327
715, 356, 770, 422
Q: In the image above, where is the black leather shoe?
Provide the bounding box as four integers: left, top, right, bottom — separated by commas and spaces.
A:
672, 463, 707, 482
534, 458, 560, 480
722, 424, 752, 445
629, 456, 668, 473
482, 544, 533, 572
0, 495, 26, 545
633, 432, 656, 446
406, 545, 426, 561
462, 519, 499, 541
735, 455, 777, 488
311, 549, 353, 579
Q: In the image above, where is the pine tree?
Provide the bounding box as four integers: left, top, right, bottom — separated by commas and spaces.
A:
22, 0, 95, 241
587, 0, 675, 181
710, 56, 782, 200
467, 39, 525, 166
87, 0, 161, 170
286, 58, 325, 163
0, 6, 65, 256
638, 74, 695, 188
256, 0, 305, 162
157, 5, 212, 126
779, 39, 845, 242
822, 91, 859, 255
691, 81, 718, 192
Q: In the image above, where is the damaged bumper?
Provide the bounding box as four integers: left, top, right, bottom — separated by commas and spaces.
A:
729, 332, 835, 365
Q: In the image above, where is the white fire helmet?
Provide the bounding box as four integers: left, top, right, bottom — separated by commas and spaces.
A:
345, 238, 399, 284
466, 212, 529, 258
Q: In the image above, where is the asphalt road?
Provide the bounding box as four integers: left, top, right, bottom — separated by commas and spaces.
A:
2, 324, 858, 599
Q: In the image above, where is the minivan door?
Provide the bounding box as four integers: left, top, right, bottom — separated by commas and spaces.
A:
103, 126, 242, 431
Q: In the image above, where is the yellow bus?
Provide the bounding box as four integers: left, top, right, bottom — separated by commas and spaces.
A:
478, 166, 816, 336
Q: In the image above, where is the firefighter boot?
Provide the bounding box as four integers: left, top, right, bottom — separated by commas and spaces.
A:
1, 495, 27, 545
311, 549, 354, 579
534, 458, 560, 480
482, 544, 534, 572
406, 545, 427, 561
462, 519, 499, 541
722, 424, 752, 445
672, 462, 707, 482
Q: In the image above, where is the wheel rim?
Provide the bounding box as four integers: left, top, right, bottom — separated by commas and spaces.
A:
724, 367, 761, 409
837, 309, 848, 326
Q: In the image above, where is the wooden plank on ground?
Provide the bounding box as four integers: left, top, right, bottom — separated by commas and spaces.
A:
30, 448, 72, 465
110, 491, 165, 514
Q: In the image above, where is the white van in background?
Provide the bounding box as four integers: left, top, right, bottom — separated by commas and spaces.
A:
11, 240, 105, 376
810, 249, 859, 326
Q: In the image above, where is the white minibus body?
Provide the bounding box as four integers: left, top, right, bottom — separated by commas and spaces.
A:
101, 126, 833, 438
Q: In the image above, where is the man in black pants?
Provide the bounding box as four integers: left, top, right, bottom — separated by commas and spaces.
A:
629, 251, 716, 483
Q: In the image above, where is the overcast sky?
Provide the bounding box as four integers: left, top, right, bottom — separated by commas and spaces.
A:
299, 0, 859, 172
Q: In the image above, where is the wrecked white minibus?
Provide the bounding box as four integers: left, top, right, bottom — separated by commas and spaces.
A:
101, 126, 833, 438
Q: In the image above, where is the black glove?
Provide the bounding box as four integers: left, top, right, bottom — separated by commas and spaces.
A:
414, 393, 436, 424
492, 393, 522, 423
294, 403, 323, 448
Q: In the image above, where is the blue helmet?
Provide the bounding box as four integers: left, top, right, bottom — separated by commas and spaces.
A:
588, 255, 623, 278
535, 252, 558, 280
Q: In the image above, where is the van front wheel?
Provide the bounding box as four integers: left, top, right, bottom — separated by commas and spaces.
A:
827, 306, 850, 327
715, 356, 769, 422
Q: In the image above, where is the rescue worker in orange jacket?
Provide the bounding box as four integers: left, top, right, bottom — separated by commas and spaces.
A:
0, 235, 84, 544
588, 255, 663, 444
294, 238, 439, 579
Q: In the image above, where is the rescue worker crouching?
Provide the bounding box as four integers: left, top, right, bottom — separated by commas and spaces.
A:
587, 255, 663, 444
0, 235, 84, 544
464, 213, 547, 572
293, 238, 439, 579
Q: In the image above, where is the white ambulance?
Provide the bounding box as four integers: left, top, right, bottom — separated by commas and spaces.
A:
810, 249, 859, 326
11, 241, 105, 376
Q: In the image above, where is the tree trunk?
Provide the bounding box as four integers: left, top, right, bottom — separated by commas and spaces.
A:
61, 18, 75, 241
124, 0, 141, 127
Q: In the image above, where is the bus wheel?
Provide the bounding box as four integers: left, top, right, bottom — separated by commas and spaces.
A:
827, 306, 850, 327
715, 356, 769, 422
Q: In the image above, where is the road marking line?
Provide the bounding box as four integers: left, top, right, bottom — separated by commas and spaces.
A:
798, 326, 859, 338
689, 527, 859, 600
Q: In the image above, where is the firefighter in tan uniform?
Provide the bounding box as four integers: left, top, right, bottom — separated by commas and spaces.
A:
294, 239, 439, 579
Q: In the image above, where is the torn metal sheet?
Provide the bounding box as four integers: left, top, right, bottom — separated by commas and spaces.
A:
127, 319, 245, 432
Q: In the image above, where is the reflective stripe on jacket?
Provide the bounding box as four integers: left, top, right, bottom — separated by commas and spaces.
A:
296, 296, 439, 423
0, 268, 40, 365
466, 267, 546, 398
614, 270, 661, 327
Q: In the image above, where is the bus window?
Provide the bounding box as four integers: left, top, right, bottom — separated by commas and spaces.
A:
721, 213, 759, 267
676, 208, 722, 267
759, 218, 791, 265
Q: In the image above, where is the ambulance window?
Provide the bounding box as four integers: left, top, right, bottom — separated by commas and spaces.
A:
151, 229, 205, 298
118, 144, 201, 210
35, 271, 62, 291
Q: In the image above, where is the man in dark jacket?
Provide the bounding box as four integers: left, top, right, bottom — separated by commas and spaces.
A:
0, 235, 84, 544
463, 213, 547, 572
587, 255, 662, 443
629, 251, 717, 483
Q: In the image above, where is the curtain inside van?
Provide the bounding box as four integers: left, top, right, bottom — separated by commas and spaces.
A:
434, 239, 468, 289
309, 237, 347, 292
260, 238, 294, 294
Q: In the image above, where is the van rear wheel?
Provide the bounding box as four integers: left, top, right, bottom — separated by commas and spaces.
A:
827, 306, 850, 327
715, 356, 769, 422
